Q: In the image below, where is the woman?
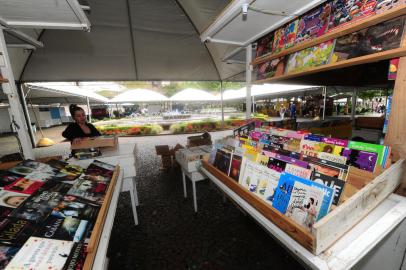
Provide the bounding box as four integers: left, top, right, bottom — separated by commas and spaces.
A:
62, 104, 101, 144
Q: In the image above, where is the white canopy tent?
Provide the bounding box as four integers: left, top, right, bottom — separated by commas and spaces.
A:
169, 88, 218, 102
110, 89, 168, 103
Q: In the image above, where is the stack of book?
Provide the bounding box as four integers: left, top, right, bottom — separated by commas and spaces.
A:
209, 127, 390, 231
0, 159, 116, 269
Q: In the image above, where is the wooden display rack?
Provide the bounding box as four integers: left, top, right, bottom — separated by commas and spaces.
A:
202, 159, 405, 255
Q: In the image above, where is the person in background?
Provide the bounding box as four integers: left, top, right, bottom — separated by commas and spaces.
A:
290, 102, 297, 119
279, 105, 286, 120
62, 104, 101, 145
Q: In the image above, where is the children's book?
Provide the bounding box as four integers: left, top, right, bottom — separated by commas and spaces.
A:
284, 20, 299, 49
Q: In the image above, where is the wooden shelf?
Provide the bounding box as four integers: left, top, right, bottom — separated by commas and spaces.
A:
252, 5, 406, 67
254, 47, 406, 84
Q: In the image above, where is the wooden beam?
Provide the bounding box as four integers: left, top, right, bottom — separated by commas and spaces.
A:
252, 6, 406, 66
254, 47, 406, 84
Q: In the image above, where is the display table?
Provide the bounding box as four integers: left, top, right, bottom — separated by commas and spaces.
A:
201, 167, 406, 270
68, 138, 139, 225
175, 150, 207, 212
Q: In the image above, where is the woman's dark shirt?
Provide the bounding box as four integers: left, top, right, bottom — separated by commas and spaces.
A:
62, 122, 101, 142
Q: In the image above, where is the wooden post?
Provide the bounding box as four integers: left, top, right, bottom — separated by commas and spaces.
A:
385, 56, 406, 196
385, 57, 406, 159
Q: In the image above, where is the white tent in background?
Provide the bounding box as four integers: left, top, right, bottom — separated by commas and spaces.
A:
169, 88, 218, 102
218, 84, 320, 101
26, 83, 109, 104
110, 89, 168, 103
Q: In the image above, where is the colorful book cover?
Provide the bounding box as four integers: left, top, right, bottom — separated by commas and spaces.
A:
257, 167, 281, 199
67, 178, 108, 206
0, 171, 21, 188
0, 190, 29, 209
267, 157, 287, 173
329, 0, 367, 31
333, 16, 405, 61
300, 139, 325, 157
322, 137, 349, 147
229, 152, 243, 182
24, 171, 55, 182
263, 171, 281, 204
272, 27, 285, 53
239, 159, 261, 190
312, 172, 346, 205
388, 58, 399, 80
317, 152, 348, 165
347, 141, 387, 167
0, 245, 20, 267
255, 154, 270, 166
263, 145, 302, 160
284, 20, 299, 49
52, 195, 100, 220
34, 216, 88, 242
213, 149, 233, 175
285, 163, 313, 179
296, 3, 332, 43
5, 237, 74, 270
45, 159, 69, 170
4, 178, 44, 195
376, 0, 406, 13
274, 154, 309, 168
285, 40, 336, 74
338, 148, 378, 172
272, 173, 295, 214
256, 57, 287, 80
303, 155, 349, 180
283, 138, 302, 153
285, 180, 324, 230
256, 32, 274, 57
10, 183, 70, 222
0, 218, 37, 246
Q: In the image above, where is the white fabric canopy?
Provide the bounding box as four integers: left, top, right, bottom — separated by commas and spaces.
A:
169, 88, 218, 101
219, 84, 321, 101
110, 89, 168, 103
25, 82, 109, 104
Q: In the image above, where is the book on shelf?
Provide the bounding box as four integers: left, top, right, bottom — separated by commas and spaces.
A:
273, 173, 334, 222
0, 190, 30, 209
296, 3, 331, 44
34, 216, 88, 243
317, 151, 347, 165
5, 237, 74, 270
3, 178, 44, 195
229, 151, 243, 182
272, 27, 285, 53
52, 195, 100, 221
303, 155, 349, 180
337, 147, 378, 172
0, 218, 37, 246
285, 163, 313, 179
284, 19, 299, 49
255, 32, 274, 57
213, 149, 233, 175
312, 172, 346, 206
67, 177, 108, 206
10, 182, 71, 223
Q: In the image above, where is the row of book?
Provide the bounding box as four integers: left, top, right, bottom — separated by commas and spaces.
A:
209, 127, 390, 231
255, 0, 405, 58
0, 158, 116, 269
256, 16, 405, 80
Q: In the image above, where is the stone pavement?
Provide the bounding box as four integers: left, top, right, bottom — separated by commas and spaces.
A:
107, 131, 305, 270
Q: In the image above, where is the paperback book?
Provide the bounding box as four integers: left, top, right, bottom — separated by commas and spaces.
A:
285, 163, 313, 179
338, 148, 378, 172
52, 195, 100, 220
0, 171, 20, 188
3, 178, 44, 195
67, 177, 108, 205
229, 151, 243, 182
285, 40, 336, 74
0, 190, 30, 209
0, 245, 20, 268
213, 149, 233, 175
34, 216, 88, 242
272, 27, 285, 53
5, 237, 74, 270
0, 218, 37, 246
63, 241, 87, 270
256, 57, 287, 80
296, 3, 331, 43
312, 172, 346, 205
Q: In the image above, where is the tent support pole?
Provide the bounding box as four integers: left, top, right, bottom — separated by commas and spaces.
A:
220, 81, 224, 129
18, 84, 36, 148
86, 96, 91, 123
0, 29, 34, 159
322, 86, 326, 120
245, 44, 252, 120
351, 90, 357, 124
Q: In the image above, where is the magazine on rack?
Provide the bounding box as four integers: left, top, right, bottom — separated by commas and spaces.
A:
312, 172, 346, 205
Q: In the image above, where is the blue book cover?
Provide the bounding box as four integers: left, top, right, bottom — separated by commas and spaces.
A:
272, 173, 295, 214
273, 173, 334, 221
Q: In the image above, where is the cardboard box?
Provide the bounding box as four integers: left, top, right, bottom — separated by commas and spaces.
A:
71, 135, 117, 150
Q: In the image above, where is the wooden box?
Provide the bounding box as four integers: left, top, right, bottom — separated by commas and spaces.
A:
71, 135, 117, 150
202, 159, 405, 255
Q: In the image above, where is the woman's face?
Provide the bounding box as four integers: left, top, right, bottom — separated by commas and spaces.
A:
73, 109, 86, 124
6, 196, 26, 207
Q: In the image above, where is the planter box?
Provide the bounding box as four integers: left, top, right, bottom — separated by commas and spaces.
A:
201, 159, 405, 255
